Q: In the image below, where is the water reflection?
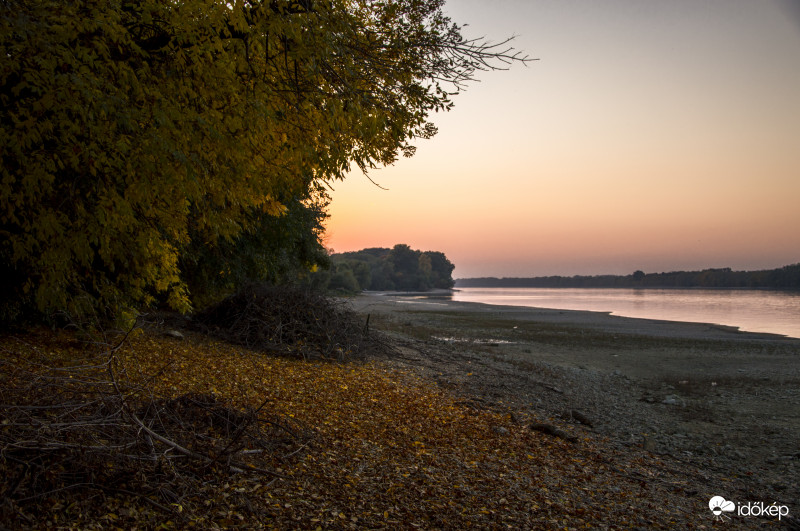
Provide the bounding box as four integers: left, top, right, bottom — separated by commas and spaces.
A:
445, 287, 800, 338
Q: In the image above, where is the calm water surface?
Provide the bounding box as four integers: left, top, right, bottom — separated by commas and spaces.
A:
451, 287, 800, 339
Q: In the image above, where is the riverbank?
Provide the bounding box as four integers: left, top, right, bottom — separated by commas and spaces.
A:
3, 296, 798, 528
449, 286, 800, 339
351, 292, 800, 524
0, 322, 743, 529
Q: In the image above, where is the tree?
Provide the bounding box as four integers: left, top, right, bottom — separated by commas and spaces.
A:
424, 251, 455, 289
327, 264, 360, 293
179, 185, 331, 308
370, 260, 397, 291
323, 245, 455, 292
350, 261, 372, 291
417, 253, 433, 290
1, 0, 529, 322
387, 244, 421, 291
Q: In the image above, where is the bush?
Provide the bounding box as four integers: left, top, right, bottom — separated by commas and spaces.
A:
193, 285, 389, 361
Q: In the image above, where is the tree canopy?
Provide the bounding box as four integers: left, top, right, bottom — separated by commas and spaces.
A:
323, 245, 456, 292
1, 0, 527, 322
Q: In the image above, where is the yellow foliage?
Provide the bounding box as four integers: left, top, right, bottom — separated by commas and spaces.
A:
1, 0, 527, 321
0, 327, 703, 528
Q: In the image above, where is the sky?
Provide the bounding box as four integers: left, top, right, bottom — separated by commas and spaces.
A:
324, 0, 800, 279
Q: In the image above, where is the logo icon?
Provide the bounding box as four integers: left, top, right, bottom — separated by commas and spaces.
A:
709, 496, 736, 521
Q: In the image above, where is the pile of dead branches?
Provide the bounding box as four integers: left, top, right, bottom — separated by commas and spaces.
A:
0, 347, 311, 526
193, 284, 388, 361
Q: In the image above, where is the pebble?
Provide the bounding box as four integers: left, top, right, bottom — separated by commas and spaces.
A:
661, 395, 683, 406
643, 437, 656, 452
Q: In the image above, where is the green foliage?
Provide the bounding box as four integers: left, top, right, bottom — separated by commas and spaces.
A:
1, 0, 525, 322
327, 264, 362, 294
322, 244, 455, 292
180, 186, 331, 308
388, 244, 422, 291
424, 250, 457, 289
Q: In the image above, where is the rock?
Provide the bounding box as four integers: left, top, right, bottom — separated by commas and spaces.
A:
561, 409, 594, 428
639, 392, 657, 403
165, 330, 184, 339
661, 394, 682, 406
643, 437, 656, 452
529, 422, 578, 443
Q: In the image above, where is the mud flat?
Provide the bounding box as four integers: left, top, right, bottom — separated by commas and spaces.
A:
350, 293, 800, 523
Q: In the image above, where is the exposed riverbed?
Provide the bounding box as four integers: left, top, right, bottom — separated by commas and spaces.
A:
351, 293, 800, 525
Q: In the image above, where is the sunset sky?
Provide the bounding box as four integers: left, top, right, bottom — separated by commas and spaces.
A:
325, 0, 800, 279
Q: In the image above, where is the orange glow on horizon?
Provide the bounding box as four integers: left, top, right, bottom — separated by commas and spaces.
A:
323, 1, 800, 278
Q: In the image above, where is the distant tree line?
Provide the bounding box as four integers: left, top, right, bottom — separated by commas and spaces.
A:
455, 264, 800, 290
311, 245, 455, 293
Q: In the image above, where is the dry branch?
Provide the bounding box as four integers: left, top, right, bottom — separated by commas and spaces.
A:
193, 284, 392, 361
0, 335, 311, 524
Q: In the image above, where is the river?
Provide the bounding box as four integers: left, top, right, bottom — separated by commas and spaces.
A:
450, 287, 800, 339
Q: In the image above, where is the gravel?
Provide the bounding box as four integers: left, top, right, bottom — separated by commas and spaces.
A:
350, 293, 800, 522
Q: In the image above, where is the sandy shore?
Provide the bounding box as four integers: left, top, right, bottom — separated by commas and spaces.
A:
359, 290, 795, 340
350, 292, 800, 521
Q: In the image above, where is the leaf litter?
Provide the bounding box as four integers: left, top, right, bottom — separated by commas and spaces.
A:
1, 309, 747, 529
